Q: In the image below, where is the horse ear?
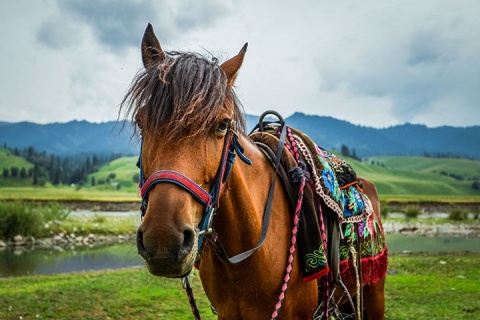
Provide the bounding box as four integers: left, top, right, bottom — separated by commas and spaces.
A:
141, 23, 165, 68
221, 43, 248, 87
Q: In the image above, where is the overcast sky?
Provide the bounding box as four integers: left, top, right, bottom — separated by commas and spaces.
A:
1, 1, 479, 128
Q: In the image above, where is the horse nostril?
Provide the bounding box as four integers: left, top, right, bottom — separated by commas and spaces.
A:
137, 230, 146, 254
179, 228, 195, 260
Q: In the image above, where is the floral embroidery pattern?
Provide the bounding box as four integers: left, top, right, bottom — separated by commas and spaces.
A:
304, 245, 328, 272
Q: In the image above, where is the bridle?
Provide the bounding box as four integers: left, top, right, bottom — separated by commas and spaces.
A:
137, 120, 252, 250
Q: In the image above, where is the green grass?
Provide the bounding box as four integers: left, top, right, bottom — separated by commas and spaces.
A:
88, 156, 139, 193
370, 156, 480, 180
386, 253, 480, 319
0, 269, 216, 320
346, 156, 480, 202
0, 200, 138, 241
0, 253, 478, 319
0, 185, 139, 202
0, 148, 33, 171
0, 148, 34, 187
52, 213, 138, 237
1, 154, 479, 203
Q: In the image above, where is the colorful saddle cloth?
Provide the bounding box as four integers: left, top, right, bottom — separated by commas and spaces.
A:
250, 125, 387, 284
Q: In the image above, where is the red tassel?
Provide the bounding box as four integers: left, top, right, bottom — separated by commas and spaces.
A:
339, 247, 388, 286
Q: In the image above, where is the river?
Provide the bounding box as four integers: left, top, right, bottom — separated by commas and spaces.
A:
1, 233, 479, 278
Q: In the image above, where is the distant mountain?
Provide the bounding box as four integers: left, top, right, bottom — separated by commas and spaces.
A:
1, 113, 479, 158
284, 113, 480, 158
0, 120, 138, 156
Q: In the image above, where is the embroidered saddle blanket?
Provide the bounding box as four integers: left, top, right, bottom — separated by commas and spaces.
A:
250, 125, 387, 284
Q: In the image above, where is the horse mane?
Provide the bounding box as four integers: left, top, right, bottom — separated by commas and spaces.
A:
120, 51, 246, 141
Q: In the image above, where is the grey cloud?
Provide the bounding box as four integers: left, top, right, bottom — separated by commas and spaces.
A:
173, 0, 230, 32
59, 0, 159, 50
37, 0, 231, 51
317, 28, 479, 124
407, 31, 456, 66
36, 19, 83, 49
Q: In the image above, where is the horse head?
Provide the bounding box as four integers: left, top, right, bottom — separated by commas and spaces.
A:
122, 24, 247, 278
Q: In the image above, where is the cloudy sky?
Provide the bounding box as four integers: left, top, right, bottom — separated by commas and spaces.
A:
1, 0, 479, 128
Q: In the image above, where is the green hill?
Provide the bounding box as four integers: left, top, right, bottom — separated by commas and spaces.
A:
0, 148, 33, 171
87, 156, 139, 193
0, 148, 34, 187
1, 152, 479, 203
90, 155, 480, 203
351, 156, 480, 202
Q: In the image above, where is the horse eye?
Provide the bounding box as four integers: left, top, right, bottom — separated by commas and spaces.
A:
216, 120, 229, 134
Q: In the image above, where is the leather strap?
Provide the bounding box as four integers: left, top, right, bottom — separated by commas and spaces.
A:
223, 122, 287, 264
141, 170, 212, 207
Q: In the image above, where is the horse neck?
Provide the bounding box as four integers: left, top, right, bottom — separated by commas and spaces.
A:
212, 134, 291, 261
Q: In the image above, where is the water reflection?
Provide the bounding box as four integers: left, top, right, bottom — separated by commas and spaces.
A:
386, 234, 480, 253
1, 235, 479, 278
0, 242, 144, 278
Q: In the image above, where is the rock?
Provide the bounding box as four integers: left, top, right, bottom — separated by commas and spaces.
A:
0, 240, 6, 247
53, 235, 65, 245
13, 235, 26, 246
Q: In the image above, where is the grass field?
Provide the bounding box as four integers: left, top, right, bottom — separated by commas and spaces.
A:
0, 148, 33, 171
0, 253, 478, 319
1, 154, 479, 203
0, 148, 34, 187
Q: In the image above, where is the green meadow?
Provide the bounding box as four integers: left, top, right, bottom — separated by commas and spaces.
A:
0, 152, 479, 203
0, 253, 478, 319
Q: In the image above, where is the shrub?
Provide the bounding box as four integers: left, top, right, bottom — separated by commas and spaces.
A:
132, 173, 140, 184
39, 202, 71, 221
472, 180, 480, 190
0, 201, 70, 240
404, 206, 421, 219
0, 201, 43, 239
448, 209, 468, 221
92, 215, 106, 223
380, 205, 389, 219
474, 210, 479, 220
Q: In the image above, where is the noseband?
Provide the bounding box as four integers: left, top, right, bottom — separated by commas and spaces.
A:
137, 121, 252, 249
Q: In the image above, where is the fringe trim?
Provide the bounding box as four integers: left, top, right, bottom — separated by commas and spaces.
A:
339, 246, 388, 286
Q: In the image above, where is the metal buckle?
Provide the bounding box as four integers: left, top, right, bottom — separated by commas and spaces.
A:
229, 120, 238, 138
198, 206, 215, 236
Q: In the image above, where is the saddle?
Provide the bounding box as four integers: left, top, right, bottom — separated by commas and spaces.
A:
249, 111, 387, 284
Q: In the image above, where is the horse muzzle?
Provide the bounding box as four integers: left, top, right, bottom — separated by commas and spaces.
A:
136, 227, 197, 278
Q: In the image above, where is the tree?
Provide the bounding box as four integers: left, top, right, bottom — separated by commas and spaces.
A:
340, 145, 351, 158
10, 166, 19, 177
19, 167, 27, 179
2, 168, 9, 178
85, 156, 92, 174
473, 180, 480, 190
351, 148, 360, 161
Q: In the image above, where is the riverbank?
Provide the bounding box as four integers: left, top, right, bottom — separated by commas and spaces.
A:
4, 199, 480, 213
383, 219, 480, 238
1, 199, 479, 250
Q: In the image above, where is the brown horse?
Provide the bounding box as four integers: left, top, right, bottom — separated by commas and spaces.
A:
121, 23, 386, 319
